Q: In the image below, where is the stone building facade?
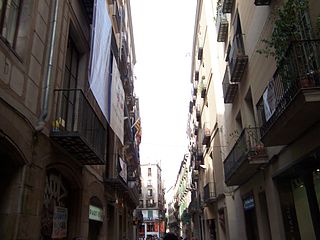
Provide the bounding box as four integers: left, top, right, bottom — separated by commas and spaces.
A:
0, 0, 141, 239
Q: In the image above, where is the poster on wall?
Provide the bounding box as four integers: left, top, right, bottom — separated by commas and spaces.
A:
109, 58, 124, 144
52, 206, 68, 238
89, 0, 112, 119
119, 156, 127, 183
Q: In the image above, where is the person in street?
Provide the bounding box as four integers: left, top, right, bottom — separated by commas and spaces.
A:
163, 232, 179, 240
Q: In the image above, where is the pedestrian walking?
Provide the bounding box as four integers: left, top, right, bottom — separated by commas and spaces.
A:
163, 232, 179, 240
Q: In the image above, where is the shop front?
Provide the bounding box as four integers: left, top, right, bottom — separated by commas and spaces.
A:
88, 204, 103, 240
277, 154, 320, 239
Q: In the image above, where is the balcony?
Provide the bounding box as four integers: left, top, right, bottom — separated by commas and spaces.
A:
196, 148, 203, 163
228, 34, 248, 83
195, 71, 199, 81
216, 5, 228, 42
203, 182, 217, 204
119, 33, 129, 78
198, 47, 203, 61
254, 0, 271, 6
128, 180, 140, 207
105, 176, 140, 207
258, 40, 320, 146
196, 107, 201, 122
192, 169, 199, 180
202, 123, 211, 146
194, 125, 199, 136
200, 78, 207, 98
224, 127, 268, 186
222, 0, 234, 13
51, 89, 106, 165
223, 66, 238, 103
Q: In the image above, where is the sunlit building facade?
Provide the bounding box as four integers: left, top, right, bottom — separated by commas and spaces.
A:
138, 163, 166, 239
189, 0, 320, 239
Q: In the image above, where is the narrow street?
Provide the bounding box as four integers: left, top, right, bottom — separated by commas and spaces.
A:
1, 0, 320, 239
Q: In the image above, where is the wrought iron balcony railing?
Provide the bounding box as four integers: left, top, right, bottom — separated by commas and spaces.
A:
198, 47, 203, 61
224, 127, 267, 185
203, 182, 217, 203
196, 148, 203, 163
196, 106, 201, 122
51, 89, 106, 164
222, 0, 234, 14
228, 34, 248, 83
195, 71, 199, 81
81, 0, 94, 23
194, 125, 199, 136
222, 66, 238, 103
202, 122, 211, 146
216, 5, 228, 42
258, 40, 320, 145
254, 0, 271, 6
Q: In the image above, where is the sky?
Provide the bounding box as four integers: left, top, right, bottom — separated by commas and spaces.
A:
130, 0, 197, 190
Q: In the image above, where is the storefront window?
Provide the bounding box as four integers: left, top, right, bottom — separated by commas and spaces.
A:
243, 193, 259, 240
279, 171, 320, 240
291, 178, 315, 239
313, 169, 320, 209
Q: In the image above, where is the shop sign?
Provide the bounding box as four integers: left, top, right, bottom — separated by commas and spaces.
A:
89, 205, 103, 222
52, 206, 68, 238
243, 195, 255, 211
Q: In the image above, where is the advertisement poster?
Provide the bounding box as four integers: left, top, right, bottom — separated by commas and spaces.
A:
89, 0, 112, 119
110, 58, 124, 144
119, 157, 127, 183
52, 206, 68, 239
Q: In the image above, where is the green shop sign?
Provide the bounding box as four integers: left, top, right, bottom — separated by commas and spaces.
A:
89, 205, 103, 222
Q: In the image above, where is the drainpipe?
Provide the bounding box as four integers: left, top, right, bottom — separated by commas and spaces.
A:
36, 0, 59, 132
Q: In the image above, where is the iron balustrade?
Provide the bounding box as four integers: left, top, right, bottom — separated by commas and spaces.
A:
51, 89, 106, 164
224, 127, 265, 181
222, 66, 238, 103
228, 34, 248, 83
258, 39, 320, 137
202, 122, 211, 146
216, 4, 228, 42
203, 182, 217, 202
254, 0, 271, 6
222, 0, 233, 14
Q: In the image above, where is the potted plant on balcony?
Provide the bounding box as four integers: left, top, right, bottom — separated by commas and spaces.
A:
258, 0, 308, 64
257, 0, 315, 88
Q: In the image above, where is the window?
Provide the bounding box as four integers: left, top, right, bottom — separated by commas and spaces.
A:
147, 210, 153, 220
139, 200, 143, 208
147, 223, 154, 232
146, 199, 154, 208
147, 189, 152, 197
0, 0, 33, 57
61, 37, 79, 130
64, 38, 79, 89
147, 180, 152, 186
148, 168, 151, 176
0, 0, 22, 47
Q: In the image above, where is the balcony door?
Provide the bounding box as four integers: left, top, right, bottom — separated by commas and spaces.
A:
61, 37, 79, 131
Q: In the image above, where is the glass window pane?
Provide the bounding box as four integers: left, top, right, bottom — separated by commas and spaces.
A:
2, 0, 21, 46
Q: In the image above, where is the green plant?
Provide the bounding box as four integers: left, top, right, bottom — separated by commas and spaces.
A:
257, 0, 308, 66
